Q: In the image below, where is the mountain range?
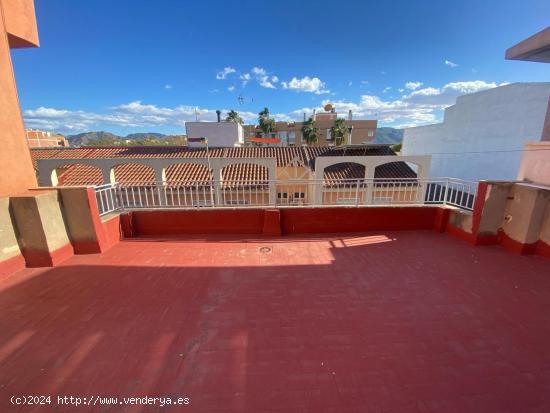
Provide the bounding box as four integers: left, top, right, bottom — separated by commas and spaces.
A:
67, 127, 404, 147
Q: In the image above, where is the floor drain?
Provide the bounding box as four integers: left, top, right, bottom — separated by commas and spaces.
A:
259, 246, 272, 254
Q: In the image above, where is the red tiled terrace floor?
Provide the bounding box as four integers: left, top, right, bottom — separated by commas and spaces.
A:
1, 231, 550, 412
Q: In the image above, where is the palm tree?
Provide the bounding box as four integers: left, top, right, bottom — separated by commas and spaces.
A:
301, 117, 319, 145
258, 107, 275, 136
225, 110, 243, 124
331, 118, 348, 146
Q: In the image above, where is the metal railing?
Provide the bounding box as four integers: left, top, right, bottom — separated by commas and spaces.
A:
95, 183, 121, 216
94, 178, 478, 216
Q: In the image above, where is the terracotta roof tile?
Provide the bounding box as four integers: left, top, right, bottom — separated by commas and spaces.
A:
57, 164, 103, 186
31, 145, 416, 186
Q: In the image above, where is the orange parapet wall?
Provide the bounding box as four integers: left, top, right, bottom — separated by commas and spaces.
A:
0, 0, 40, 196
2, 0, 39, 48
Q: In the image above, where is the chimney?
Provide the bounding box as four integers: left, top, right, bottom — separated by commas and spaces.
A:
348, 110, 353, 121
216, 110, 221, 122
312, 109, 316, 121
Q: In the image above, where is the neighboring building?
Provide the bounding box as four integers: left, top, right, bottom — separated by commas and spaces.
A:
185, 121, 244, 147
30, 145, 428, 206
26, 129, 68, 147
402, 82, 550, 182
243, 107, 377, 147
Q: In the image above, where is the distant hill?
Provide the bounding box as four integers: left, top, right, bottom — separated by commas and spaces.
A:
67, 131, 185, 147
373, 127, 403, 144
67, 128, 403, 147
125, 132, 166, 140
67, 131, 120, 146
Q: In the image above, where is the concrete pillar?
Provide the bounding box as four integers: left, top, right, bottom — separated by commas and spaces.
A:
313, 165, 325, 206
57, 187, 118, 254
212, 164, 222, 206
101, 167, 114, 185
154, 166, 167, 206
365, 164, 375, 205
0, 197, 25, 276
10, 190, 73, 267
37, 167, 55, 187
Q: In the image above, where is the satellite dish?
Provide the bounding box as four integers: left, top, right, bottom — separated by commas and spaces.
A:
324, 103, 333, 112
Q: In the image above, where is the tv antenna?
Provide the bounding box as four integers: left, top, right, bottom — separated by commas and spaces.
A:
237, 94, 253, 105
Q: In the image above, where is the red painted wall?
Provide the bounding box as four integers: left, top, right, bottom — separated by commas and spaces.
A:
129, 209, 266, 236
281, 207, 442, 234
124, 207, 444, 238
99, 214, 121, 251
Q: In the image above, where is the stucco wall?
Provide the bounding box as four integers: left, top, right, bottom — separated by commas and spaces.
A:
0, 2, 38, 196
403, 83, 550, 181
185, 122, 242, 147
0, 197, 21, 262
517, 141, 550, 185
1, 0, 39, 48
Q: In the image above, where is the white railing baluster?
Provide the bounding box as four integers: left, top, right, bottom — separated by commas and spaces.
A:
93, 177, 478, 215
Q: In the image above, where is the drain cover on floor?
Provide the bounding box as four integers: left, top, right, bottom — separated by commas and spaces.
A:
259, 246, 272, 254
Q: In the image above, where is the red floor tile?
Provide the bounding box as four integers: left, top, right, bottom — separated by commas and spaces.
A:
1, 231, 550, 412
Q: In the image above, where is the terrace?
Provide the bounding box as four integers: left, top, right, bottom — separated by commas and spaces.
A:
2, 231, 550, 412
2, 7, 550, 410
0, 144, 540, 412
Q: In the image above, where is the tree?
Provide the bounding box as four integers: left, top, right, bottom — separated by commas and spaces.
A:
301, 117, 319, 145
331, 118, 348, 146
226, 110, 243, 125
258, 107, 275, 136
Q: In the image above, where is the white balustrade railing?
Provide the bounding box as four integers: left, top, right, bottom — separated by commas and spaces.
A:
94, 178, 478, 216
95, 183, 121, 216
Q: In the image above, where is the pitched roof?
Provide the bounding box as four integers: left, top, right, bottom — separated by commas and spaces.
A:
31, 145, 416, 186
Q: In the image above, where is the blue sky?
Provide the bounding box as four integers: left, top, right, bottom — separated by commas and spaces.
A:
12, 0, 550, 135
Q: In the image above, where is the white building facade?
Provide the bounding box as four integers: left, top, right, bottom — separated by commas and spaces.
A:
185, 121, 244, 147
402, 83, 550, 182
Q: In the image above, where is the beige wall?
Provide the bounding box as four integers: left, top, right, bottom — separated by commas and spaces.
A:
58, 188, 98, 244
0, 197, 22, 262
475, 181, 550, 246
540, 203, 550, 245
11, 191, 70, 253
542, 96, 550, 141
244, 119, 377, 146
501, 184, 550, 244
477, 183, 511, 235
518, 142, 550, 185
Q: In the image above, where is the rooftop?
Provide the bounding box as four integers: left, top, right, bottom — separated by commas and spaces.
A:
31, 145, 416, 186
1, 232, 550, 412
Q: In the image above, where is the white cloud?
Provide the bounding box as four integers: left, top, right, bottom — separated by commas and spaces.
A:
240, 72, 251, 86
23, 80, 506, 133
227, 86, 235, 92
405, 81, 423, 90
382, 87, 392, 93
23, 102, 258, 133
348, 81, 353, 87
403, 80, 501, 107
251, 67, 279, 89
164, 84, 172, 89
247, 66, 276, 89
281, 76, 330, 95
445, 60, 458, 68
216, 66, 236, 80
